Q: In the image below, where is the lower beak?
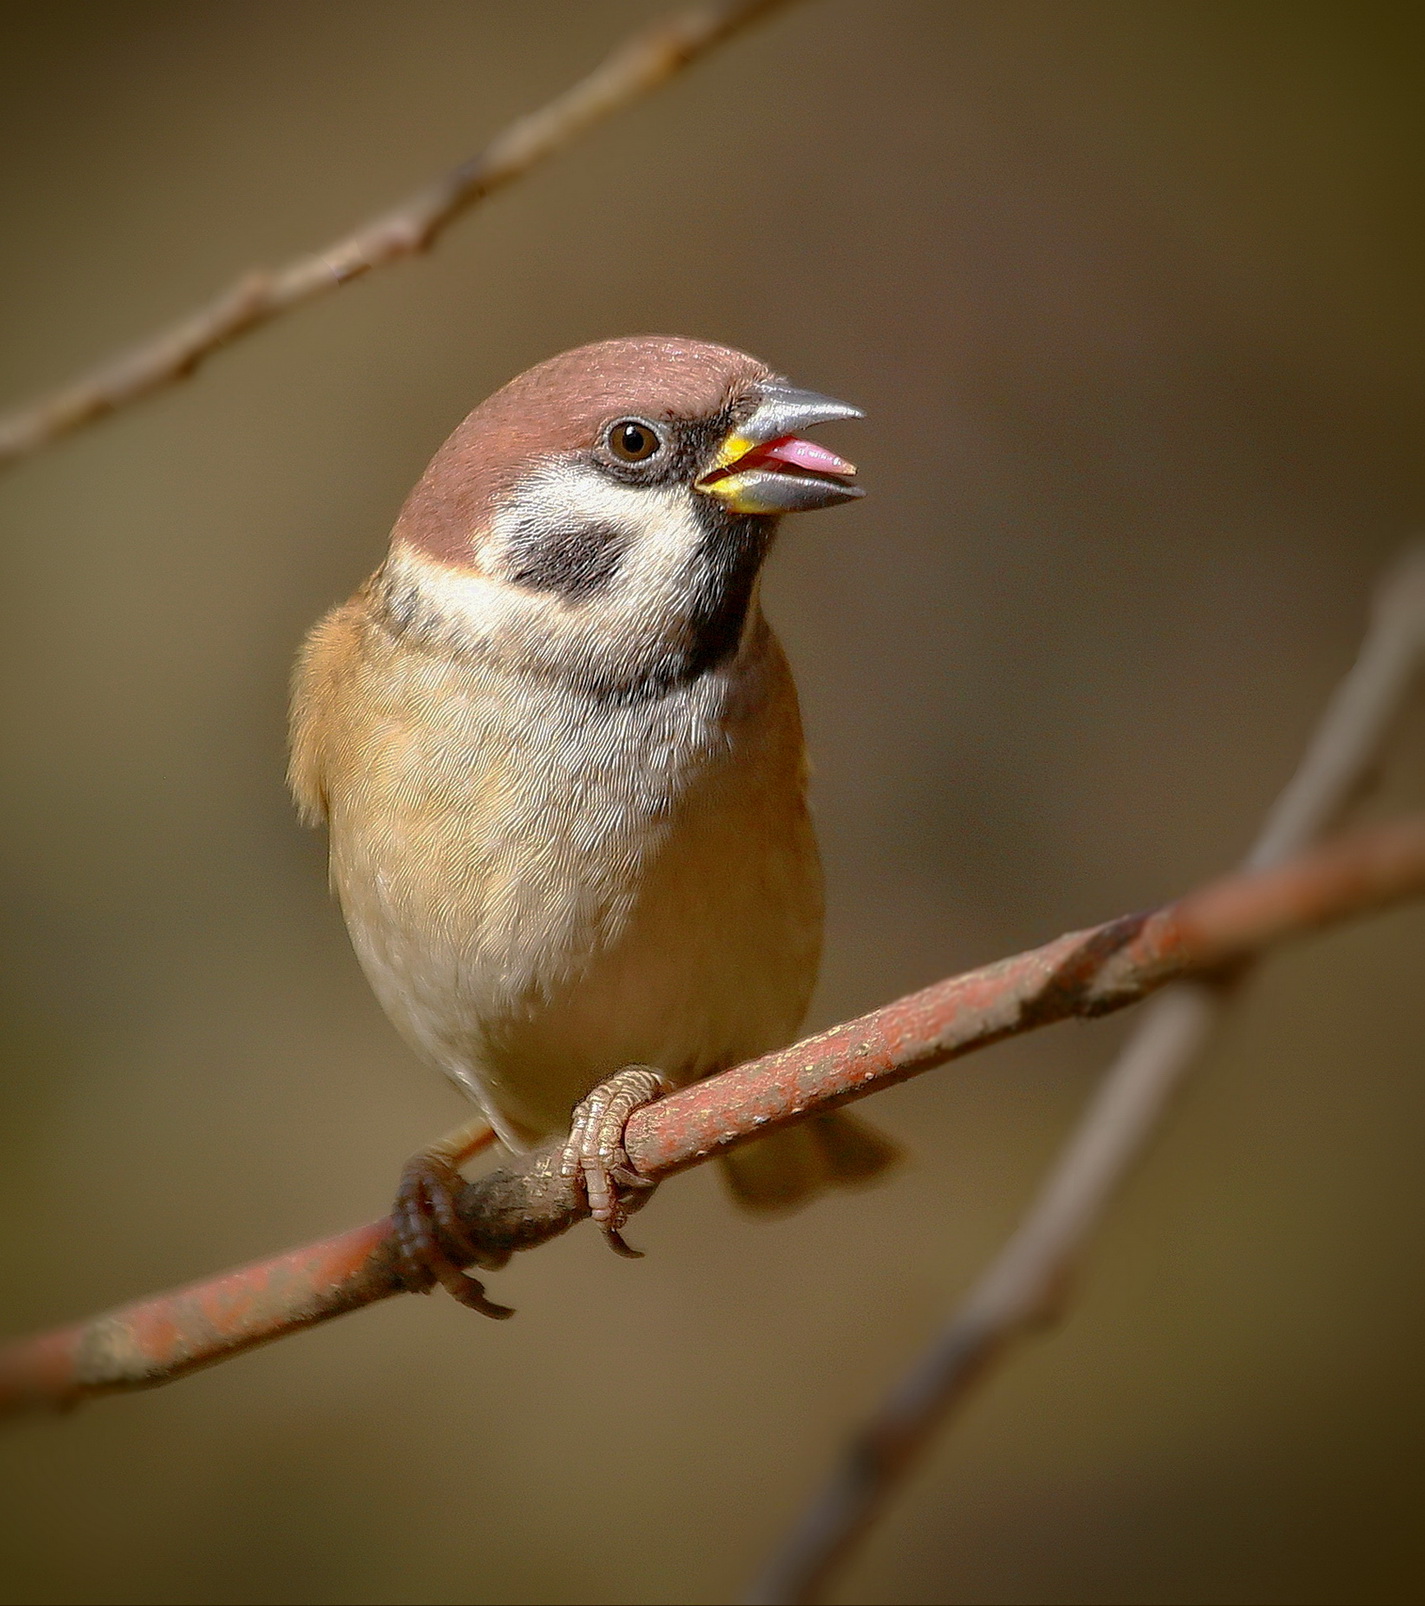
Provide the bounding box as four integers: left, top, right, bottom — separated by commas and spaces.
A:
695, 382, 865, 514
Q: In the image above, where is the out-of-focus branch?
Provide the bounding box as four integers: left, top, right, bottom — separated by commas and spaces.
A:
0, 0, 800, 470
747, 543, 1425, 1606
3, 807, 1425, 1420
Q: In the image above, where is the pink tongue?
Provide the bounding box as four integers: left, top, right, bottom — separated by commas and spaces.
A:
754, 434, 856, 477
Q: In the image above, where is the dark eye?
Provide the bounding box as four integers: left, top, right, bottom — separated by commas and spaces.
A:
607, 419, 661, 462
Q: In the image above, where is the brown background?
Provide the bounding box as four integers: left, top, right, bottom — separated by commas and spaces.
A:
1, 3, 1423, 1602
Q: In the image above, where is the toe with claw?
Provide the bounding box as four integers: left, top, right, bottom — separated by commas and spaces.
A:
560, 1065, 672, 1256
392, 1144, 512, 1319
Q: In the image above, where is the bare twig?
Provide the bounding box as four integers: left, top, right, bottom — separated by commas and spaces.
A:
3, 807, 1425, 1419
0, 0, 800, 470
747, 544, 1425, 1606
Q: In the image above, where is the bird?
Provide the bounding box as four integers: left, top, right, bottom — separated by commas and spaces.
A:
289, 335, 899, 1314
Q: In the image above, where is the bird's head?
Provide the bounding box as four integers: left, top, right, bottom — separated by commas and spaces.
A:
384, 336, 863, 698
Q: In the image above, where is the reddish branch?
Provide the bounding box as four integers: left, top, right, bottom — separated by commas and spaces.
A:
3, 810, 1424, 1419
0, 0, 800, 469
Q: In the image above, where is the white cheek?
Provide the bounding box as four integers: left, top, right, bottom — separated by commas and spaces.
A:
491, 460, 680, 546
385, 462, 717, 676
492, 461, 709, 630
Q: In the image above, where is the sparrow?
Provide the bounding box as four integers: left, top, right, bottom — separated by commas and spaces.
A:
289, 336, 899, 1314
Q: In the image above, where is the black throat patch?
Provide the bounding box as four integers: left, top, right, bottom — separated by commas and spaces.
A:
677, 500, 774, 684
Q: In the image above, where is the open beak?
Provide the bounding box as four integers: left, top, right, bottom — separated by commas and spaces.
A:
695, 382, 865, 514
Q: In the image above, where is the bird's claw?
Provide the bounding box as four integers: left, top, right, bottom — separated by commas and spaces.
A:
560, 1065, 671, 1255
392, 1151, 513, 1318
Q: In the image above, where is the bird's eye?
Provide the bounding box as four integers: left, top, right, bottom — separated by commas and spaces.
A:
607, 420, 661, 462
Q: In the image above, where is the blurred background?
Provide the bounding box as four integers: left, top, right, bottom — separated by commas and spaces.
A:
1, 2, 1422, 1602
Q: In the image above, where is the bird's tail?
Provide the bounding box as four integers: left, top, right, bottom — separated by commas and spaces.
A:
718, 1108, 902, 1213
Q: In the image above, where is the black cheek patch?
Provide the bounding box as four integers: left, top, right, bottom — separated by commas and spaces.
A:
504, 516, 630, 601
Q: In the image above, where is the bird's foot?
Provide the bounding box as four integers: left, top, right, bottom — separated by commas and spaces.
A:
392, 1120, 513, 1319
560, 1065, 672, 1257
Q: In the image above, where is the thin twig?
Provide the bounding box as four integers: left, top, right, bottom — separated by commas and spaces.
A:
0, 0, 801, 470
747, 543, 1425, 1606
3, 808, 1425, 1419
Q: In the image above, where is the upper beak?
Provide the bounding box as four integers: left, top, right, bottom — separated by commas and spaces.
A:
695, 382, 865, 514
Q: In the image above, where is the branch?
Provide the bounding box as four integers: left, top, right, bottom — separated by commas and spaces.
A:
3, 807, 1425, 1419
0, 0, 801, 471
747, 543, 1425, 1606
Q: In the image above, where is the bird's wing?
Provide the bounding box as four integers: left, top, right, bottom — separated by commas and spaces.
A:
287, 595, 366, 828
